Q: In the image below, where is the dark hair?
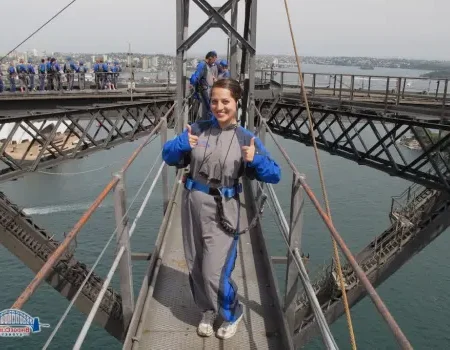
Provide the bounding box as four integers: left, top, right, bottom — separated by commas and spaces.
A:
205, 51, 217, 59
211, 78, 242, 102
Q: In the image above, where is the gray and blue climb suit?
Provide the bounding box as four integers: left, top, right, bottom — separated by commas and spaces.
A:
16, 63, 28, 91
8, 66, 16, 92
27, 62, 35, 90
162, 117, 281, 322
64, 58, 78, 91
38, 62, 46, 91
190, 61, 218, 120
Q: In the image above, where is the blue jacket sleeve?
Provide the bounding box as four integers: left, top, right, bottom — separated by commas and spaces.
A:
189, 61, 206, 86
247, 137, 281, 184
162, 129, 192, 166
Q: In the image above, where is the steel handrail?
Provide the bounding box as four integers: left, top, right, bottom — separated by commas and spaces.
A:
11, 102, 177, 310
73, 161, 166, 349
256, 111, 412, 349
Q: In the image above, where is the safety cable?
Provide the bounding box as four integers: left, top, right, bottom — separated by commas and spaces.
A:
42, 98, 189, 349
0, 0, 78, 62
37, 135, 159, 176
281, 0, 357, 348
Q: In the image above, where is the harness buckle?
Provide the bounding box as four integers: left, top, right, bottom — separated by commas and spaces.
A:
208, 188, 221, 197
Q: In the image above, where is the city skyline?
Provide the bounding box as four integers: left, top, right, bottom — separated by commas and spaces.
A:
0, 0, 448, 61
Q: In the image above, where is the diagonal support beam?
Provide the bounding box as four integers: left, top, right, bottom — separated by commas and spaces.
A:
192, 0, 255, 54
178, 0, 236, 52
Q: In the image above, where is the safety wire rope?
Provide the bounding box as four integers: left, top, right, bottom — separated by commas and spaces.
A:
281, 0, 357, 348
0, 0, 78, 62
42, 97, 189, 349
36, 135, 159, 176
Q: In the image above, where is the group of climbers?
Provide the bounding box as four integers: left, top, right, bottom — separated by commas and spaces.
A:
189, 51, 231, 120
0, 57, 121, 93
1, 58, 35, 93
92, 58, 122, 90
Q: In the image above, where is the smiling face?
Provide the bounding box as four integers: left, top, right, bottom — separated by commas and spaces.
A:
211, 87, 238, 129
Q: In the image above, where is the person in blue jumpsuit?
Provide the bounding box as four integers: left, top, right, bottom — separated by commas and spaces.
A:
112, 61, 121, 90
64, 57, 78, 91
8, 63, 17, 92
16, 59, 28, 92
46, 57, 53, 90
38, 58, 46, 91
218, 60, 231, 79
50, 58, 61, 90
0, 71, 4, 93
162, 78, 281, 340
190, 51, 218, 120
77, 61, 88, 90
27, 60, 35, 91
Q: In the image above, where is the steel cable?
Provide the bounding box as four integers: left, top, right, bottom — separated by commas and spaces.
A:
0, 0, 78, 62
281, 0, 357, 347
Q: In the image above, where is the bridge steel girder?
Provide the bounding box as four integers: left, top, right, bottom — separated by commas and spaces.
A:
176, 0, 258, 132
260, 100, 450, 192
0, 191, 125, 340
0, 99, 175, 183
293, 188, 450, 347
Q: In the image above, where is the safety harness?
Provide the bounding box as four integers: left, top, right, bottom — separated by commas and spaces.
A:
179, 120, 268, 236
183, 176, 267, 236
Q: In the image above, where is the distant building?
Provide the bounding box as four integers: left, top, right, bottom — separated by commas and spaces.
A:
103, 54, 108, 62
142, 57, 149, 69
151, 56, 159, 68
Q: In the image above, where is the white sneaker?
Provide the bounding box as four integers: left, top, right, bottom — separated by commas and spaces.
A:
216, 313, 243, 339
197, 310, 216, 337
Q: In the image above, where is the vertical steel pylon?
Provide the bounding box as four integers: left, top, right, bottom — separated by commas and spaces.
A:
175, 0, 258, 132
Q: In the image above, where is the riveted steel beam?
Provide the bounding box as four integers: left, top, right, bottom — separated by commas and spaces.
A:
0, 99, 175, 183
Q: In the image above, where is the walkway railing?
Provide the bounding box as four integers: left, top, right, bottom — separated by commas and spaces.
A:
253, 106, 413, 349
0, 70, 177, 95
257, 68, 449, 112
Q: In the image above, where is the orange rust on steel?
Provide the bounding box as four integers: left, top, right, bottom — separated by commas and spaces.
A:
259, 117, 413, 349
11, 103, 176, 310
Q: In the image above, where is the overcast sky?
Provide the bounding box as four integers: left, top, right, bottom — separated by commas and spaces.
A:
2, 0, 449, 60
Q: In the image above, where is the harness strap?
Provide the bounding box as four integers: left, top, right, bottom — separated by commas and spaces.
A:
184, 177, 242, 199
184, 178, 266, 236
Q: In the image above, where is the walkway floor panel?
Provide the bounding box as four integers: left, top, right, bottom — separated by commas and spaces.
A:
137, 188, 283, 349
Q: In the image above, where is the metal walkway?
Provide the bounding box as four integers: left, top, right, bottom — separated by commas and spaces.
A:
132, 181, 284, 349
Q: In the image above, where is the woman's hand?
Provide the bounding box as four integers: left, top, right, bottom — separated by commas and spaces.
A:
242, 137, 256, 162
186, 125, 199, 148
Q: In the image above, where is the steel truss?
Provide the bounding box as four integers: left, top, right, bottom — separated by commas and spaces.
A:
0, 191, 124, 340
261, 100, 450, 192
0, 99, 174, 182
176, 0, 257, 132
293, 185, 450, 347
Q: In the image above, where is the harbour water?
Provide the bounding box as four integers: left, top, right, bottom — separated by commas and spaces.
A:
1, 65, 449, 349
